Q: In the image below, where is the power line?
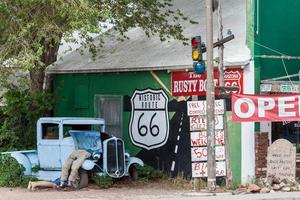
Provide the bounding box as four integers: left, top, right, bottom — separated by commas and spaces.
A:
254, 55, 300, 60
253, 41, 299, 82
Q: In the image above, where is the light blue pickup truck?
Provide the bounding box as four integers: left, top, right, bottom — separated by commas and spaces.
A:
3, 117, 143, 188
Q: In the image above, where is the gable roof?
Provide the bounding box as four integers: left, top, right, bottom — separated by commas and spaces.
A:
48, 0, 250, 74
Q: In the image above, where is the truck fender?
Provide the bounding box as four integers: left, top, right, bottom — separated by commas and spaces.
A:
11, 152, 32, 175
81, 160, 96, 171
126, 157, 144, 172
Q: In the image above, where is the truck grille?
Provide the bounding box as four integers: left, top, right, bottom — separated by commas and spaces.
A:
106, 138, 125, 177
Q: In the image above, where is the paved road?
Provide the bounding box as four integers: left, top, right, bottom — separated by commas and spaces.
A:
2, 187, 300, 200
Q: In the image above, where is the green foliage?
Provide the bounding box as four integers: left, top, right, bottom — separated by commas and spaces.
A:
0, 83, 53, 151
31, 165, 40, 173
136, 164, 164, 181
0, 0, 191, 91
0, 155, 25, 187
92, 175, 113, 189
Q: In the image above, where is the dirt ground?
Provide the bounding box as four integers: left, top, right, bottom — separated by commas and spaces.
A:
0, 179, 189, 200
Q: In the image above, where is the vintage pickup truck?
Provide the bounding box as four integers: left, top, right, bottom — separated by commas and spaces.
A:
4, 117, 143, 188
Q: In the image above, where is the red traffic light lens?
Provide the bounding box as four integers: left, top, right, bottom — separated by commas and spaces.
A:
191, 38, 198, 48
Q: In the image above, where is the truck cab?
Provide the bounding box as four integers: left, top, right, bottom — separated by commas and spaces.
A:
37, 118, 105, 170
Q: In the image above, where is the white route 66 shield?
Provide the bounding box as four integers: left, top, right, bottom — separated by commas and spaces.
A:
129, 89, 169, 150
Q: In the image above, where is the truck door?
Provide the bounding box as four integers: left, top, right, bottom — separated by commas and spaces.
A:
37, 122, 61, 169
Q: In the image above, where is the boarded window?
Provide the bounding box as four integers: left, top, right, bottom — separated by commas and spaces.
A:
97, 96, 122, 138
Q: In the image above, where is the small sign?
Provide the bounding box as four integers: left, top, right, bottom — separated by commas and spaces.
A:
190, 115, 224, 131
187, 100, 225, 116
260, 83, 272, 92
192, 161, 226, 177
191, 146, 225, 162
190, 130, 225, 146
280, 84, 300, 93
267, 139, 296, 180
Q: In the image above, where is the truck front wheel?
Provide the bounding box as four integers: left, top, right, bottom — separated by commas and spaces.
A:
129, 165, 138, 181
73, 169, 89, 189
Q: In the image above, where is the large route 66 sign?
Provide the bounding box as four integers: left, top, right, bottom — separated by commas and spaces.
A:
129, 89, 169, 150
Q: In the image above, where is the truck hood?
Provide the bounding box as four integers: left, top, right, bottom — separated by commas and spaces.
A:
69, 130, 102, 152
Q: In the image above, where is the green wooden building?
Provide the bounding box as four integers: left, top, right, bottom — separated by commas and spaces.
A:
48, 0, 252, 184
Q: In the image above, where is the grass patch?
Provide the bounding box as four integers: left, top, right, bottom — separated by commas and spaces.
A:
92, 175, 113, 189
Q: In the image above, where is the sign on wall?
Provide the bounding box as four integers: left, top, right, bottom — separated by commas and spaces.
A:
172, 68, 243, 96
190, 130, 225, 146
188, 99, 227, 178
191, 146, 225, 162
187, 100, 224, 116
190, 115, 224, 131
129, 89, 169, 150
232, 94, 300, 122
192, 161, 226, 177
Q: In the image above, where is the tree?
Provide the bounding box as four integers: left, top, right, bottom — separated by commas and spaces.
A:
0, 0, 191, 91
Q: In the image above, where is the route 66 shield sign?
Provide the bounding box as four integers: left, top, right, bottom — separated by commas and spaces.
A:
129, 89, 169, 150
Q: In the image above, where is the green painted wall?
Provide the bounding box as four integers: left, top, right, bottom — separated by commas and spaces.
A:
54, 71, 171, 156
253, 0, 300, 82
53, 70, 241, 183
227, 112, 241, 185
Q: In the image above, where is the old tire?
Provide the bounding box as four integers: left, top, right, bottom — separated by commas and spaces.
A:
73, 169, 89, 189
129, 165, 138, 181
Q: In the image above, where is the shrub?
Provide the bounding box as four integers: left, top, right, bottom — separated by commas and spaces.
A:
136, 164, 164, 181
0, 155, 39, 188
0, 84, 53, 151
0, 155, 25, 187
92, 175, 113, 189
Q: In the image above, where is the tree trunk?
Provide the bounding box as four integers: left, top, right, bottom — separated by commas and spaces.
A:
30, 69, 45, 92
30, 38, 60, 92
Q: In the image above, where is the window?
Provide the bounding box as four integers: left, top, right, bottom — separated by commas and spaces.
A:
42, 123, 59, 140
97, 95, 122, 138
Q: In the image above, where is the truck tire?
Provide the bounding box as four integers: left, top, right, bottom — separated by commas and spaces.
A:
129, 165, 138, 181
73, 169, 89, 189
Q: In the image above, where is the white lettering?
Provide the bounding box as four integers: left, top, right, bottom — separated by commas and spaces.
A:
258, 98, 275, 117
234, 98, 255, 118
191, 80, 198, 92
173, 81, 178, 93
278, 96, 296, 117
173, 80, 199, 93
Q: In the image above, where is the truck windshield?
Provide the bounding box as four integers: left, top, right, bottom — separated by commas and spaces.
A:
63, 124, 102, 137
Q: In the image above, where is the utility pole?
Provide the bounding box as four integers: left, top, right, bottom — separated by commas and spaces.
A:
206, 0, 216, 191
217, 0, 233, 187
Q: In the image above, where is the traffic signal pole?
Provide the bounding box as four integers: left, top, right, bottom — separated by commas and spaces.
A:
206, 0, 216, 191
217, 0, 233, 187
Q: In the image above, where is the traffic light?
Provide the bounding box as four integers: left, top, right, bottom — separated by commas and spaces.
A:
191, 36, 205, 74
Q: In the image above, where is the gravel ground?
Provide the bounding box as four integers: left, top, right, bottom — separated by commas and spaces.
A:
0, 180, 187, 200
3, 180, 300, 200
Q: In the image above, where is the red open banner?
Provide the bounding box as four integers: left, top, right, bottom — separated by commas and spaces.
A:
232, 94, 300, 122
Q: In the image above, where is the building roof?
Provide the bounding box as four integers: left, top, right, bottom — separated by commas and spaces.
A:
48, 0, 250, 74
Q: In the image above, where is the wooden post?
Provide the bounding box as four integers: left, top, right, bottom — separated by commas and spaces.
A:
217, 0, 233, 188
206, 0, 216, 191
